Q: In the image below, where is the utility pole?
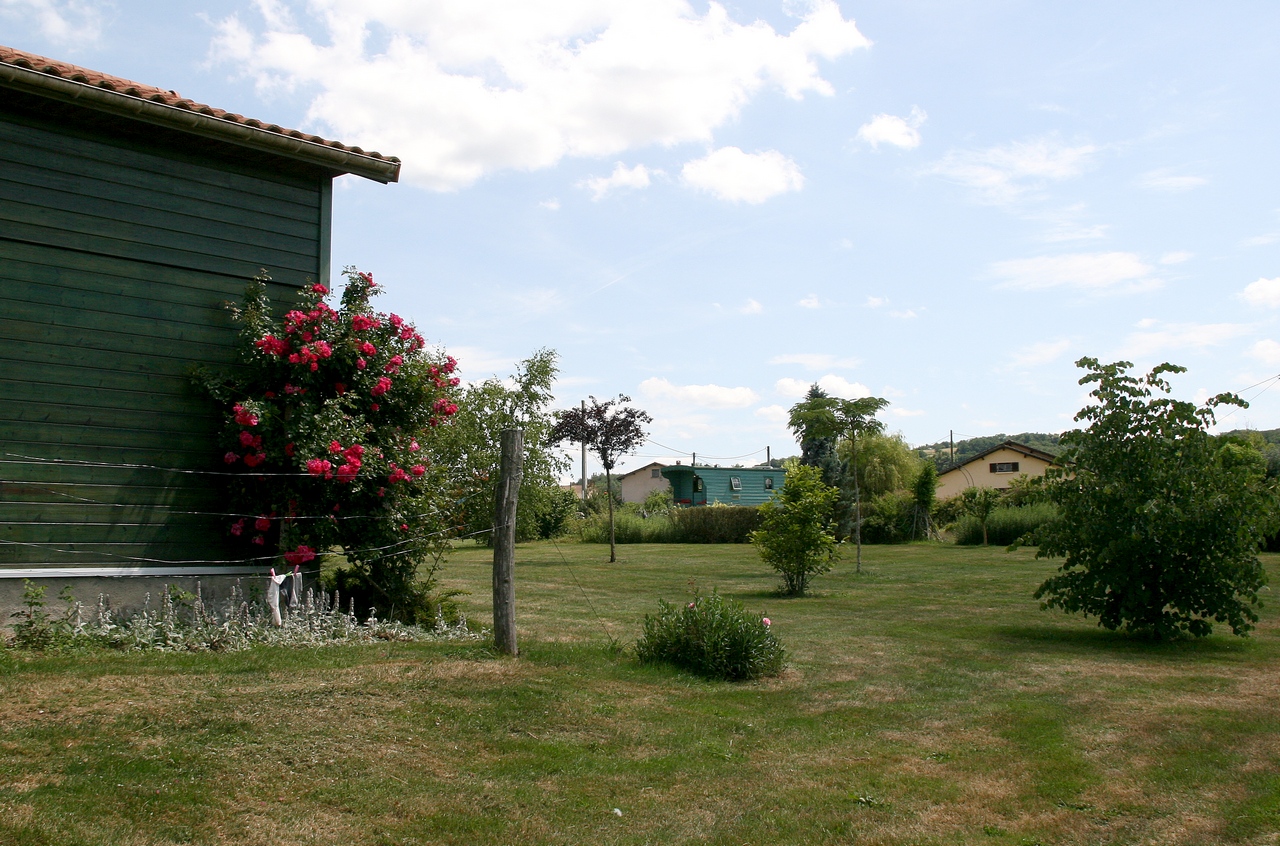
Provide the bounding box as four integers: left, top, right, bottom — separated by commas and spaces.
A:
949, 430, 954, 464
766, 445, 771, 466
492, 428, 523, 656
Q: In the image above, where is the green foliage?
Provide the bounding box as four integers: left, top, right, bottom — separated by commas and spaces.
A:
911, 461, 938, 540
837, 431, 922, 500
634, 591, 784, 682
795, 384, 842, 488
193, 270, 459, 623
578, 505, 761, 544
953, 503, 1057, 546
960, 487, 1004, 546
1034, 358, 1274, 639
751, 465, 840, 595
643, 485, 675, 514
860, 490, 916, 544
9, 581, 80, 650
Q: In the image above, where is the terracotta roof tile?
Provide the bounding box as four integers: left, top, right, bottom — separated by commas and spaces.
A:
0, 44, 399, 166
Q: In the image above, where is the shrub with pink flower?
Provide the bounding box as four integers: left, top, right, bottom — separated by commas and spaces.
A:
197, 268, 461, 623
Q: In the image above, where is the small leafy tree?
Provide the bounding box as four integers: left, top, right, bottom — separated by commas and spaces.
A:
787, 391, 889, 571
912, 461, 938, 540
751, 464, 840, 595
196, 270, 460, 622
960, 486, 1002, 546
549, 395, 652, 562
1034, 358, 1274, 639
431, 349, 571, 542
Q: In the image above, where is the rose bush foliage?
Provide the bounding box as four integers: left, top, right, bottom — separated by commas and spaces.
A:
199, 269, 460, 622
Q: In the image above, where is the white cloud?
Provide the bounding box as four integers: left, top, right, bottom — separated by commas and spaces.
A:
739, 298, 764, 314
580, 162, 652, 200
990, 252, 1158, 293
775, 374, 870, 399
890, 407, 925, 417
865, 296, 887, 308
928, 136, 1097, 205
1031, 203, 1108, 242
769, 353, 859, 370
1141, 169, 1209, 192
1007, 339, 1071, 369
1159, 251, 1194, 265
856, 106, 926, 150
889, 309, 917, 319
1240, 277, 1280, 308
210, 0, 868, 191
798, 293, 822, 308
1119, 321, 1250, 359
639, 377, 759, 408
1243, 233, 1280, 248
681, 147, 804, 203
1, 0, 103, 44
539, 197, 561, 210
446, 345, 517, 379
1249, 339, 1280, 367
754, 404, 789, 424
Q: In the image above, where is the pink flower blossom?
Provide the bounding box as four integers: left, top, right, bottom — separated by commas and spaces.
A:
313, 340, 333, 358
336, 463, 359, 483
334, 382, 347, 396
343, 444, 365, 463
329, 440, 343, 454
233, 404, 258, 427
284, 545, 317, 565
238, 431, 255, 447
384, 354, 403, 375
244, 453, 266, 468
762, 618, 771, 626
306, 458, 332, 476
312, 283, 328, 294
360, 341, 377, 356
254, 516, 271, 532
285, 443, 295, 457
224, 452, 238, 464
230, 519, 245, 536
371, 376, 392, 397
389, 313, 403, 328
411, 464, 426, 477
352, 314, 380, 331
356, 358, 367, 370
251, 535, 265, 545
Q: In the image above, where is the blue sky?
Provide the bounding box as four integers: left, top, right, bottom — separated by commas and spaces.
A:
6, 1, 1280, 478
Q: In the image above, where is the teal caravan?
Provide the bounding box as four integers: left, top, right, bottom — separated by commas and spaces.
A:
0, 45, 398, 616
661, 464, 783, 507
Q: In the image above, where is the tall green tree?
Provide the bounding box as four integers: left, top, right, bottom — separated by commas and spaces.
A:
431, 348, 572, 543
549, 395, 651, 563
796, 384, 842, 488
1034, 358, 1274, 639
787, 392, 889, 572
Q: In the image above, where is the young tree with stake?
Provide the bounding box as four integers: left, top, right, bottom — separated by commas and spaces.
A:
549, 395, 651, 563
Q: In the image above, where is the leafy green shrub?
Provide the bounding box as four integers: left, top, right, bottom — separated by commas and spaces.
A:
751, 465, 839, 595
953, 503, 1057, 546
578, 504, 760, 544
579, 511, 678, 543
861, 491, 915, 544
635, 591, 784, 681
672, 505, 761, 543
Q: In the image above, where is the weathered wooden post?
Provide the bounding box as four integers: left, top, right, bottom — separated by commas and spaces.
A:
492, 428, 523, 656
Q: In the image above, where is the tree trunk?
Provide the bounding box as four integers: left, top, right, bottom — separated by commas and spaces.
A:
492, 428, 523, 656
606, 467, 616, 563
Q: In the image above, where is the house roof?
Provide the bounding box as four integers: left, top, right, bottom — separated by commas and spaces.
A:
616, 461, 666, 481
0, 45, 400, 183
939, 440, 1060, 476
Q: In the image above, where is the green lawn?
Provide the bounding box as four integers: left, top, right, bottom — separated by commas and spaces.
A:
3, 541, 1278, 845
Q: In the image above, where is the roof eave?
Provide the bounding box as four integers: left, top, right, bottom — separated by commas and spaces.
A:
0, 61, 401, 184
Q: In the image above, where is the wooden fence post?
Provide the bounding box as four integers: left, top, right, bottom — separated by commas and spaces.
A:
492, 428, 523, 656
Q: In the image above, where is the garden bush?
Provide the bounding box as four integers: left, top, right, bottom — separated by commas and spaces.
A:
860, 490, 916, 544
953, 503, 1057, 546
672, 504, 761, 543
634, 591, 784, 681
578, 504, 760, 544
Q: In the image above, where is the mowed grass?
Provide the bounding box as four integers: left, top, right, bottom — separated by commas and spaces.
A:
2, 541, 1279, 846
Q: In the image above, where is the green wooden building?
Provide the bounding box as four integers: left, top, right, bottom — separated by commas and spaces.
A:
660, 464, 782, 507
0, 46, 399, 606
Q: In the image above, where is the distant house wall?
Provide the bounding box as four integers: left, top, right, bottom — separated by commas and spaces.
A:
616, 462, 668, 503
936, 444, 1056, 500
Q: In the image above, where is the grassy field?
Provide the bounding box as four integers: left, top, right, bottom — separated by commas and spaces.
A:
2, 541, 1279, 845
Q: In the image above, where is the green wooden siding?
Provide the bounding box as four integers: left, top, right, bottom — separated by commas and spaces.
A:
0, 102, 331, 571
660, 466, 782, 507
